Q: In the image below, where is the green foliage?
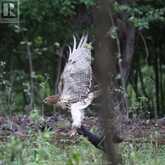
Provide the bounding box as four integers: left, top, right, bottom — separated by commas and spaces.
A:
0, 65, 51, 113
80, 0, 95, 7
29, 109, 44, 124
67, 153, 81, 165
121, 143, 165, 165
127, 65, 156, 117
0, 129, 165, 164
0, 130, 102, 164
0, 0, 96, 114
0, 61, 16, 113
113, 2, 165, 29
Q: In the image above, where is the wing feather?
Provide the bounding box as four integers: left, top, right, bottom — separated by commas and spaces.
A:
77, 35, 85, 49
73, 35, 77, 52
59, 35, 92, 103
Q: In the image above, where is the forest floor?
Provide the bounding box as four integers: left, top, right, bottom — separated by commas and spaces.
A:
0, 112, 165, 164
0, 112, 165, 143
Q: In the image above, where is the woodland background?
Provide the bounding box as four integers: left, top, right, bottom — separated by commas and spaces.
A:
0, 0, 165, 117
0, 0, 165, 164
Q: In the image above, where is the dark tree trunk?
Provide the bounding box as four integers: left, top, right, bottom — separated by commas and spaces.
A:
94, 0, 122, 164
116, 0, 135, 86
159, 45, 164, 114
118, 22, 135, 85
154, 45, 160, 118
115, 1, 136, 118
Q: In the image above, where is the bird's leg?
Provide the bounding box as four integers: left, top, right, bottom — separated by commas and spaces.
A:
69, 103, 84, 137
69, 128, 78, 137
71, 106, 84, 128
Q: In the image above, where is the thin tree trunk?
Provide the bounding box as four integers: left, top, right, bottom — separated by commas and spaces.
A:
159, 46, 164, 114
154, 46, 159, 119
54, 47, 63, 94
26, 42, 34, 110
138, 63, 148, 98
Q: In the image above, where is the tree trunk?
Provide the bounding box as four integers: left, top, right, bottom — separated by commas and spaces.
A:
54, 47, 63, 94
154, 45, 160, 118
94, 0, 122, 164
26, 42, 34, 110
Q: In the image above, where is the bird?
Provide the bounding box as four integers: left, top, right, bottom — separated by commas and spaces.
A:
43, 35, 95, 135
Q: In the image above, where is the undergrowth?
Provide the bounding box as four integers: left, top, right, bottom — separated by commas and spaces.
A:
0, 128, 165, 165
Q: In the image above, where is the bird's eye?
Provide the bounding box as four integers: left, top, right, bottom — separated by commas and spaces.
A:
72, 61, 76, 64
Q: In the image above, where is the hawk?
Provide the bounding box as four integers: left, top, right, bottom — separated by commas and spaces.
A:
44, 35, 95, 130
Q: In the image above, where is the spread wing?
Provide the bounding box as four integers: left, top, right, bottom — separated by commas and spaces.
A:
58, 35, 92, 103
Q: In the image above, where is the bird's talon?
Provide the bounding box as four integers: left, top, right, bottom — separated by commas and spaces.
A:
69, 128, 78, 137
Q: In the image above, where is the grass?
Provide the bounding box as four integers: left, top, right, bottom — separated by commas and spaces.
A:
0, 128, 165, 165
122, 142, 165, 165
0, 129, 102, 165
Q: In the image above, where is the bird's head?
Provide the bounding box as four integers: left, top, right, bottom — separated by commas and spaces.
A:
43, 95, 60, 105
